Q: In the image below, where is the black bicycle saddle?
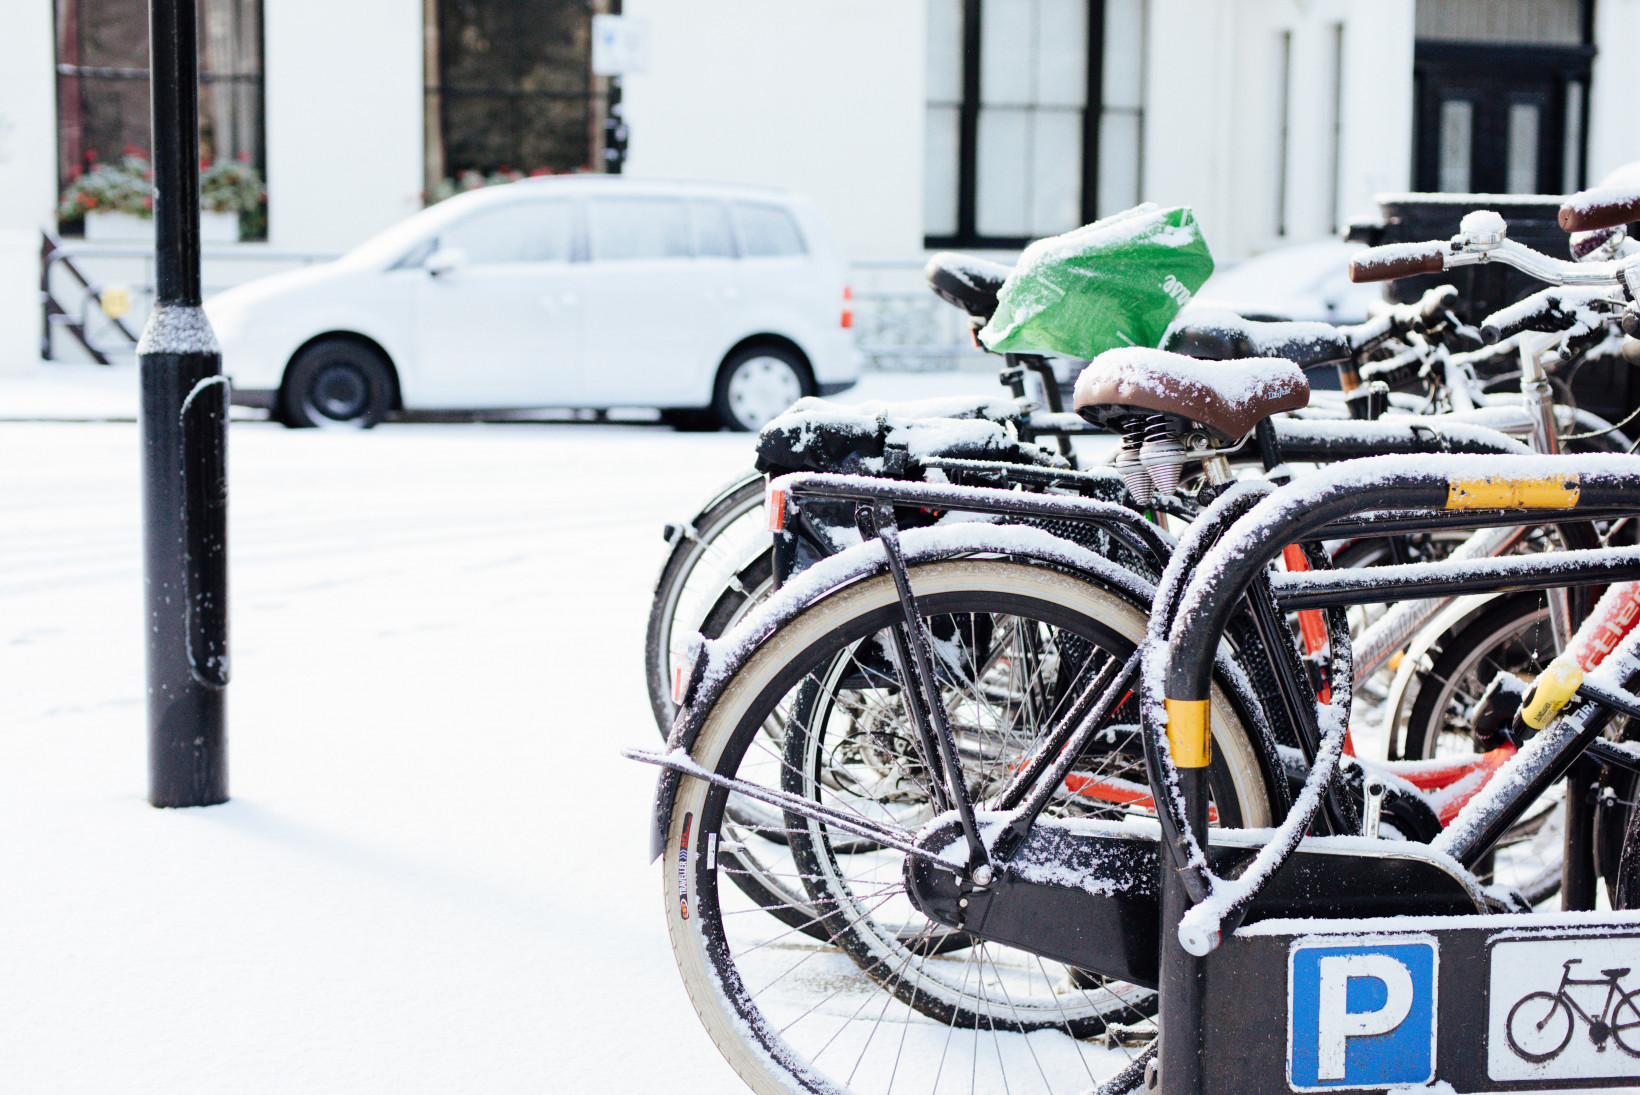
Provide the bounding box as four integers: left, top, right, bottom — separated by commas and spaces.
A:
925, 252, 1012, 323
1166, 308, 1351, 370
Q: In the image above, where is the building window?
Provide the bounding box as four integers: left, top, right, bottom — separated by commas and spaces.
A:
55, 0, 265, 236
425, 0, 595, 198
925, 0, 1142, 249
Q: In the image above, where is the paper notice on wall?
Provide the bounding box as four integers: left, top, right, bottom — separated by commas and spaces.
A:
592, 15, 651, 76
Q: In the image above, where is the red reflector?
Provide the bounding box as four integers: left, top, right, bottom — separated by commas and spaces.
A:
841, 311, 853, 329
672, 664, 687, 705
841, 285, 853, 329
766, 485, 786, 532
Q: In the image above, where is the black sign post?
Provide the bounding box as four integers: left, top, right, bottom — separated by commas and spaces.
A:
140, 0, 229, 808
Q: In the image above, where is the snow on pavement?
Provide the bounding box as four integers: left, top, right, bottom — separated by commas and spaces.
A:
0, 364, 1132, 1092
3, 418, 762, 1093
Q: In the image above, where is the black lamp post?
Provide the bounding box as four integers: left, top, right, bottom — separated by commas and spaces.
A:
140, 0, 230, 807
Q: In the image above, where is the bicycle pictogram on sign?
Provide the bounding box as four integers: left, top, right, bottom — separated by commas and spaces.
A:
1488, 933, 1640, 1082
1505, 959, 1640, 1062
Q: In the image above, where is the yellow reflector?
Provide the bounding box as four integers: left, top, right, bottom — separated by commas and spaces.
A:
1446, 475, 1579, 510
1165, 698, 1211, 768
1521, 657, 1584, 730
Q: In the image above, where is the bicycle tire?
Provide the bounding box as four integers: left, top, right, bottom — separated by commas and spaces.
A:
1506, 991, 1574, 1063
662, 559, 1281, 1095
1611, 989, 1640, 1056
645, 472, 766, 732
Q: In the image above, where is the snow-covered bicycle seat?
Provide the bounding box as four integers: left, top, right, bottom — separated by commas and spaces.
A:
1164, 308, 1350, 369
924, 252, 1011, 323
754, 395, 1063, 477
1072, 346, 1310, 441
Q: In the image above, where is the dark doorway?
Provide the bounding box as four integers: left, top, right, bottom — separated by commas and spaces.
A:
1414, 43, 1592, 194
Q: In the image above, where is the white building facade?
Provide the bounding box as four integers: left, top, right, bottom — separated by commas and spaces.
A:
2, 0, 1636, 371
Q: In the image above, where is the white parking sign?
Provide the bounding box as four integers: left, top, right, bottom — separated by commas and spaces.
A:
1288, 935, 1438, 1090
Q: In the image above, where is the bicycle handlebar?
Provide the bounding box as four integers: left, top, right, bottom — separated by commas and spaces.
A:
1561, 184, 1640, 233
1338, 285, 1462, 355
1352, 235, 1629, 290
1349, 242, 1447, 283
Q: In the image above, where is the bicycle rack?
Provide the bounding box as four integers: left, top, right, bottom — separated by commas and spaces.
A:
1149, 453, 1640, 1095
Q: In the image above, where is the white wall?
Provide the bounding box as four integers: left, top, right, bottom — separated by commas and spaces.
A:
1144, 0, 1411, 264
619, 0, 927, 262
263, 0, 424, 252
1337, 0, 1414, 218
1588, 0, 1640, 185
0, 0, 58, 372
1140, 0, 1235, 249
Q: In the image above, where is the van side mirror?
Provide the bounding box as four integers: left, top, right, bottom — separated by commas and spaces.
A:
425, 246, 468, 277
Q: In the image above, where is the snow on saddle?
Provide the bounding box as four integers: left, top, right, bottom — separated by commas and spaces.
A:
1164, 308, 1350, 370
1073, 346, 1310, 441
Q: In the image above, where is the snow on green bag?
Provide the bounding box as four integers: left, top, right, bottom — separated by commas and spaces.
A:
979, 204, 1215, 358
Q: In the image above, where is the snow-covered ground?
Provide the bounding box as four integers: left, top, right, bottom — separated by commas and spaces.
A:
2, 365, 1133, 1092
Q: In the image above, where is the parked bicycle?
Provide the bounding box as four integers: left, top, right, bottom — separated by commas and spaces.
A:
628, 192, 1640, 1095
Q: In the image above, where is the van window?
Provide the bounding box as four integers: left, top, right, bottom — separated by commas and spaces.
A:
690, 201, 737, 258
441, 202, 574, 265
589, 198, 691, 261
733, 202, 807, 257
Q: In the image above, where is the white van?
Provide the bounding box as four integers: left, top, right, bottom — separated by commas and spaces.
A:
208, 177, 860, 430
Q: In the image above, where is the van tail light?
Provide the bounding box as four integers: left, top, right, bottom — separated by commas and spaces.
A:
841, 285, 853, 329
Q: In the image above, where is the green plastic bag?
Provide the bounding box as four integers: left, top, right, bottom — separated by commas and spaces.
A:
979, 204, 1215, 358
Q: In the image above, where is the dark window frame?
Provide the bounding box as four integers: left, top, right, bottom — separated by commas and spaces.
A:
1413, 34, 1595, 195
53, 0, 266, 232
425, 0, 597, 195
924, 0, 1104, 251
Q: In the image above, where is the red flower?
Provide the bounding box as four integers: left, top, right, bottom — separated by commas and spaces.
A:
529, 167, 551, 177
85, 149, 98, 162
236, 151, 249, 162
143, 195, 153, 209
83, 196, 99, 209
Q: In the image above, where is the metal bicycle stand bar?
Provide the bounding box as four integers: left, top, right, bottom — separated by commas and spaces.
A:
1152, 453, 1640, 1094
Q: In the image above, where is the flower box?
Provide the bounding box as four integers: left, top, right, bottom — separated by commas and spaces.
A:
84, 210, 240, 244
84, 210, 151, 242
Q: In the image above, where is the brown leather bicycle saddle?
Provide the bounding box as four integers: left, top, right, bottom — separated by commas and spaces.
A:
1073, 347, 1310, 440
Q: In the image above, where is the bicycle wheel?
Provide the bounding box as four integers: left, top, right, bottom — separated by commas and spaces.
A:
1611, 989, 1640, 1056
1401, 594, 1555, 762
1398, 592, 1564, 899
663, 559, 1281, 1095
1506, 991, 1574, 1063
645, 472, 768, 732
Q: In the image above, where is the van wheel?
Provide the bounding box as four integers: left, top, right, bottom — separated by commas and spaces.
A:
712, 345, 811, 432
281, 340, 394, 429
